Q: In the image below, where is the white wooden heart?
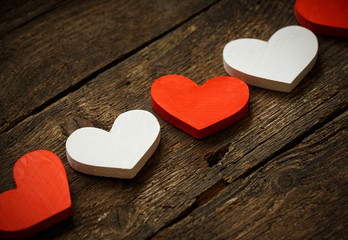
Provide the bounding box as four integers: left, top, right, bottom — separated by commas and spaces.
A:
223, 25, 318, 92
66, 110, 160, 179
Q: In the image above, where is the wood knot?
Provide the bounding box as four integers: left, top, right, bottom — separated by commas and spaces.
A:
62, 116, 94, 136
277, 174, 293, 188
271, 169, 298, 193
107, 206, 139, 235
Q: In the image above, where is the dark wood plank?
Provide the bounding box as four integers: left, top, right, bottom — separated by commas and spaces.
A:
0, 0, 216, 132
219, 39, 348, 183
0, 0, 347, 239
153, 110, 348, 240
0, 0, 67, 36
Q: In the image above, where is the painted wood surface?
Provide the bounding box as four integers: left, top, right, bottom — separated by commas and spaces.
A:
0, 0, 347, 239
295, 0, 348, 38
66, 110, 160, 178
223, 26, 318, 92
151, 75, 249, 138
0, 150, 72, 239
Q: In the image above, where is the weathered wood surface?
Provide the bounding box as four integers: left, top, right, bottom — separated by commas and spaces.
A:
154, 110, 348, 240
0, 0, 347, 239
0, 0, 67, 36
0, 0, 216, 132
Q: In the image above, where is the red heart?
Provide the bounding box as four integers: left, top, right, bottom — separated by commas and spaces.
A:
151, 75, 249, 139
0, 150, 72, 239
295, 0, 348, 38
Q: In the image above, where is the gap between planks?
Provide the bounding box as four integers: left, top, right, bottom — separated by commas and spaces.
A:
146, 104, 347, 240
1, 0, 221, 134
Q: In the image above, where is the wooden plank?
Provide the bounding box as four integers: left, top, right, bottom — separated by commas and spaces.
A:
0, 0, 67, 36
0, 0, 216, 132
0, 0, 347, 239
219, 38, 348, 182
153, 111, 348, 240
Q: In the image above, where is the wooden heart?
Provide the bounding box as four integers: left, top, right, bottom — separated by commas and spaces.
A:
295, 0, 348, 38
0, 150, 72, 239
223, 25, 318, 92
66, 110, 160, 178
151, 75, 249, 139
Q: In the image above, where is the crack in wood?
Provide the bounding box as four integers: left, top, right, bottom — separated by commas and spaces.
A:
223, 90, 344, 177
148, 179, 229, 240
232, 104, 348, 183
0, 0, 221, 134
193, 180, 230, 207
150, 106, 347, 239
204, 144, 230, 167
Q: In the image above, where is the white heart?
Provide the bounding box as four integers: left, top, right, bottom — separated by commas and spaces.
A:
223, 25, 318, 92
66, 110, 160, 178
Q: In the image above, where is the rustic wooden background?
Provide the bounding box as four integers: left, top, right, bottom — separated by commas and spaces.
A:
1, 0, 347, 239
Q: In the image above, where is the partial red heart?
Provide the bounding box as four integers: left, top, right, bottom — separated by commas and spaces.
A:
151, 75, 249, 139
295, 0, 348, 38
0, 150, 72, 239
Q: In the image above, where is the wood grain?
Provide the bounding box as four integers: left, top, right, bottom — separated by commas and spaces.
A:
0, 0, 215, 133
0, 0, 67, 36
0, 0, 347, 239
153, 110, 348, 240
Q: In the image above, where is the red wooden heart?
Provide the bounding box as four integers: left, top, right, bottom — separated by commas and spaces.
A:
151, 75, 249, 139
295, 0, 348, 38
0, 150, 72, 239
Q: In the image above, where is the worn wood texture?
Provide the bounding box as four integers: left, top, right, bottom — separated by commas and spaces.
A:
0, 0, 347, 239
0, 0, 215, 132
154, 110, 348, 240
0, 0, 67, 36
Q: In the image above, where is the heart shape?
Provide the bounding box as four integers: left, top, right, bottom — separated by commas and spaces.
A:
223, 25, 318, 92
66, 110, 160, 178
151, 75, 249, 139
295, 0, 348, 38
0, 150, 72, 239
